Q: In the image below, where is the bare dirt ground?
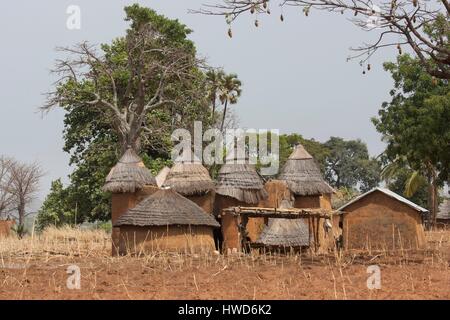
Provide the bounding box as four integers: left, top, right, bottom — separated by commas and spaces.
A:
1, 226, 449, 300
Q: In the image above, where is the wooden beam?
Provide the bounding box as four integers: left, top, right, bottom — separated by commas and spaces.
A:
222, 206, 340, 219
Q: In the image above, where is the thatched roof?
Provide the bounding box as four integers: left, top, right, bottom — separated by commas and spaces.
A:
163, 162, 214, 196
215, 160, 268, 204
103, 148, 156, 193
114, 188, 220, 228
437, 198, 450, 220
278, 144, 334, 196
255, 200, 309, 247
155, 166, 170, 188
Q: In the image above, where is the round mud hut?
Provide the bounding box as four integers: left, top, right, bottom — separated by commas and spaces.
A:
162, 159, 215, 214
278, 144, 334, 209
114, 188, 220, 254
215, 158, 268, 252
103, 147, 158, 255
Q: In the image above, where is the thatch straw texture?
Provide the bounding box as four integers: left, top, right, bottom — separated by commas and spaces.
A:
114, 188, 220, 228
278, 145, 334, 196
215, 162, 268, 204
103, 148, 156, 193
255, 219, 310, 247
255, 200, 309, 247
163, 163, 214, 196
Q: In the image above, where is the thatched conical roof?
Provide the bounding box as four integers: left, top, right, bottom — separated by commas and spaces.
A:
114, 188, 220, 228
278, 144, 334, 196
103, 147, 156, 193
215, 157, 268, 204
255, 200, 309, 247
162, 156, 214, 196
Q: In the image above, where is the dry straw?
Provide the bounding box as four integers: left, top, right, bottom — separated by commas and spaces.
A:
163, 162, 214, 196
114, 188, 220, 228
215, 158, 268, 204
278, 144, 334, 196
103, 147, 156, 193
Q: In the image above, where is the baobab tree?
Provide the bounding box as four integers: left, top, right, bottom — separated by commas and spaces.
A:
44, 5, 208, 154
197, 0, 450, 79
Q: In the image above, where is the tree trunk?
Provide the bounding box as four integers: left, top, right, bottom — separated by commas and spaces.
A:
211, 94, 216, 121
119, 133, 141, 155
18, 198, 25, 226
220, 100, 228, 131
426, 166, 438, 228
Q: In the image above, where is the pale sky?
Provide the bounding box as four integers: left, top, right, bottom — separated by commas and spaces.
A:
0, 1, 397, 201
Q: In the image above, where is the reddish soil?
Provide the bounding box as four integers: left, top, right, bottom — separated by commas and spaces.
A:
0, 252, 449, 300
0, 230, 449, 300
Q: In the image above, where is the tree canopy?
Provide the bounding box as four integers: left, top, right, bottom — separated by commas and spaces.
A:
372, 54, 449, 221
38, 5, 219, 228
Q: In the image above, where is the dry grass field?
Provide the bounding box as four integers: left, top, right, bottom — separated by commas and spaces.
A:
1, 226, 450, 300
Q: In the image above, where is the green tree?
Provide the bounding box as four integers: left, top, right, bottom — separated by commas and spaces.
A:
385, 167, 429, 209
323, 137, 381, 192
38, 5, 220, 227
219, 73, 242, 131
278, 133, 330, 173
372, 54, 450, 223
36, 180, 76, 230
205, 68, 225, 122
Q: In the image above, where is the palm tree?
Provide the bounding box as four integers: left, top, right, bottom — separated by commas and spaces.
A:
205, 69, 225, 121
381, 156, 440, 225
219, 73, 242, 131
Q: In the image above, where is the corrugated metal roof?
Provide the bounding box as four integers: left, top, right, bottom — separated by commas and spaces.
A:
338, 187, 428, 213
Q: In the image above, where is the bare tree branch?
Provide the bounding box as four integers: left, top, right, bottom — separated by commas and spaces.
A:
195, 0, 450, 79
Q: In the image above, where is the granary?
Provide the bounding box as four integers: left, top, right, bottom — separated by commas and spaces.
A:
261, 145, 339, 251
224, 205, 340, 254
114, 188, 220, 254
254, 199, 310, 251
162, 156, 215, 214
215, 156, 268, 252
103, 147, 158, 255
278, 144, 334, 209
338, 187, 427, 251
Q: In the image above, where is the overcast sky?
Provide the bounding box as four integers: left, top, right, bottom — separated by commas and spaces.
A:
0, 0, 398, 201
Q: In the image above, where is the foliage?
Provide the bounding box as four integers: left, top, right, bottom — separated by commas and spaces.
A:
38, 5, 220, 228
323, 137, 381, 192
372, 54, 449, 183
386, 167, 429, 209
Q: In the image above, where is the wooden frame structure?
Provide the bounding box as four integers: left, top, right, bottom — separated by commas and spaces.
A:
221, 206, 341, 253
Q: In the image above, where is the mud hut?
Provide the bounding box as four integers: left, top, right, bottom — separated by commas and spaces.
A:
163, 158, 215, 214
278, 144, 334, 209
103, 147, 158, 255
338, 187, 427, 250
215, 158, 268, 252
115, 188, 220, 254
